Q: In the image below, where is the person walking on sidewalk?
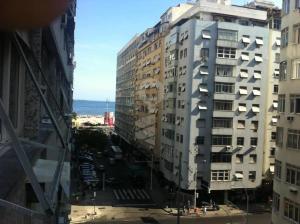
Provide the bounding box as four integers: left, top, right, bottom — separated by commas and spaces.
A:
203, 206, 207, 215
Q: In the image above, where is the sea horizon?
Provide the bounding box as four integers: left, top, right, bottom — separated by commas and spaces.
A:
73, 99, 115, 116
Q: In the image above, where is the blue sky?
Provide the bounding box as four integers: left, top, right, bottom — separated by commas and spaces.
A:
73, 0, 281, 101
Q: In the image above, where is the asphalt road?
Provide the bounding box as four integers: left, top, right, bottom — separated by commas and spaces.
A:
89, 213, 270, 224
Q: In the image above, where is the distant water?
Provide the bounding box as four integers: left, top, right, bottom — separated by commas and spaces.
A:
73, 100, 115, 116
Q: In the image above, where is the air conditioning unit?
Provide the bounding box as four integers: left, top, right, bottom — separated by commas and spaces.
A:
287, 116, 294, 121
225, 145, 232, 150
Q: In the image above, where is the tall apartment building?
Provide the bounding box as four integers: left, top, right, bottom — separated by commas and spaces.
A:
115, 35, 140, 145
0, 2, 76, 223
272, 0, 300, 223
160, 0, 280, 200
133, 4, 195, 162
134, 26, 164, 160
116, 3, 193, 153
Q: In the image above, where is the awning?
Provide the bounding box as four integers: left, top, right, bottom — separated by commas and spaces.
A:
202, 32, 211, 39
252, 106, 260, 113
275, 39, 281, 46
274, 70, 280, 75
234, 173, 244, 179
181, 87, 186, 92
199, 87, 208, 93
198, 105, 207, 110
252, 90, 261, 96
270, 165, 275, 173
238, 106, 247, 112
240, 71, 249, 78
33, 159, 70, 197
241, 54, 249, 61
254, 72, 262, 79
255, 38, 264, 45
255, 56, 263, 62
242, 37, 250, 44
273, 102, 278, 108
176, 120, 180, 125
200, 70, 209, 75
272, 118, 278, 123
239, 89, 248, 95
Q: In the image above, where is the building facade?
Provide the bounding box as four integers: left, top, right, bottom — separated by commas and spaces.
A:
135, 27, 164, 160
0, 1, 76, 223
115, 35, 140, 145
272, 0, 300, 223
160, 0, 280, 199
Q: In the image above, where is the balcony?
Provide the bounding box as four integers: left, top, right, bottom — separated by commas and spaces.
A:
215, 58, 237, 66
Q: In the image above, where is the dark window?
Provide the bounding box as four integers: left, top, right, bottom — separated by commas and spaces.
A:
250, 137, 258, 146
212, 135, 232, 145
237, 137, 244, 145
211, 152, 232, 163
195, 136, 205, 145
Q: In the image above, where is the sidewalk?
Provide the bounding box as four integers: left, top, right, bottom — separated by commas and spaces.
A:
163, 204, 244, 218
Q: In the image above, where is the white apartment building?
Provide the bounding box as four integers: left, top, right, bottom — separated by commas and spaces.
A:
160, 0, 281, 200
272, 0, 300, 223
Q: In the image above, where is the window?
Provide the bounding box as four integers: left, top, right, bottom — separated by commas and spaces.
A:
253, 70, 261, 79
218, 29, 238, 41
200, 48, 209, 61
213, 118, 232, 128
195, 136, 205, 145
274, 69, 280, 78
238, 103, 247, 112
254, 53, 263, 63
282, 0, 290, 14
211, 152, 232, 163
180, 50, 183, 59
211, 170, 230, 181
278, 95, 286, 112
294, 23, 300, 44
214, 100, 233, 111
275, 53, 280, 63
240, 69, 249, 78
237, 120, 245, 129
241, 52, 250, 61
255, 37, 263, 47
279, 61, 287, 81
242, 35, 250, 45
287, 129, 300, 150
275, 160, 282, 179
271, 132, 277, 141
292, 59, 300, 79
281, 27, 289, 47
180, 134, 183, 143
270, 147, 276, 157
274, 19, 281, 30
236, 154, 243, 164
250, 137, 258, 146
251, 121, 258, 131
217, 47, 236, 59
183, 48, 187, 58
273, 85, 279, 94
273, 192, 280, 212
215, 82, 234, 94
196, 119, 206, 128
296, 0, 300, 8
252, 104, 260, 113
249, 171, 256, 181
237, 137, 244, 146
216, 65, 233, 77
212, 135, 232, 145
290, 95, 300, 113
286, 164, 300, 186
276, 127, 284, 147
252, 87, 261, 96
283, 198, 300, 223
9, 44, 21, 128
249, 154, 257, 164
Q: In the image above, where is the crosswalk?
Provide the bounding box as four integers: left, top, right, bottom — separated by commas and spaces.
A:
113, 188, 151, 202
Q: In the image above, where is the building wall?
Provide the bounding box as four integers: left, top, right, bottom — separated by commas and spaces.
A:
115, 35, 140, 144
160, 1, 280, 192
135, 34, 164, 159
272, 1, 300, 223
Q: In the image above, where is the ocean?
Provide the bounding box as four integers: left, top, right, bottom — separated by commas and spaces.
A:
73, 100, 115, 116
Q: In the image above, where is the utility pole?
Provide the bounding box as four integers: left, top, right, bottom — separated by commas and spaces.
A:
245, 189, 249, 224
150, 153, 154, 190
177, 152, 182, 224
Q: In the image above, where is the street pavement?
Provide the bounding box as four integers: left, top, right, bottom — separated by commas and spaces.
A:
70, 133, 271, 224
